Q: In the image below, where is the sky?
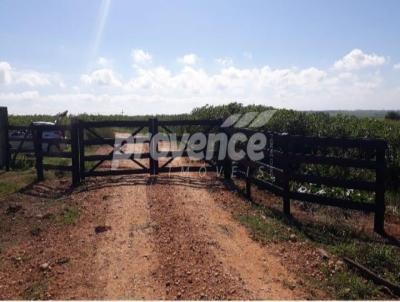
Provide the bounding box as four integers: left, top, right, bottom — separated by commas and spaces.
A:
1, 0, 400, 115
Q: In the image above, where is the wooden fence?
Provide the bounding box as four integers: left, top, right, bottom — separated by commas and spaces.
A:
0, 107, 388, 233
7, 123, 75, 182
225, 128, 387, 233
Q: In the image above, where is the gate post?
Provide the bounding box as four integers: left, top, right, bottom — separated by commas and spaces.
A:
71, 119, 80, 187
78, 120, 85, 181
0, 107, 10, 170
223, 129, 232, 179
33, 125, 44, 181
374, 144, 386, 234
281, 134, 291, 216
149, 118, 159, 175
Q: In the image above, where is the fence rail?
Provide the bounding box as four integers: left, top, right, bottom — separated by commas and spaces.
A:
0, 107, 387, 233
227, 128, 387, 233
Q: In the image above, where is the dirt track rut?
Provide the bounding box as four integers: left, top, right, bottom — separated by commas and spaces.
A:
73, 173, 306, 299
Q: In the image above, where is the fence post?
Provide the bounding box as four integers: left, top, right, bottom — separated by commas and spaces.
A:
78, 120, 85, 181
0, 107, 10, 171
33, 125, 44, 181
223, 130, 232, 180
149, 118, 159, 175
282, 134, 291, 216
153, 118, 159, 175
149, 118, 154, 175
374, 144, 386, 234
71, 119, 80, 187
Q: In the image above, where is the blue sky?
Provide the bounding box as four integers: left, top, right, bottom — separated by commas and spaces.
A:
1, 0, 400, 114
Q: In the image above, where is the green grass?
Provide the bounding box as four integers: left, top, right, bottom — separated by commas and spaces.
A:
235, 202, 400, 299
59, 206, 80, 225
331, 242, 400, 285
235, 209, 293, 243
322, 266, 380, 299
0, 170, 36, 197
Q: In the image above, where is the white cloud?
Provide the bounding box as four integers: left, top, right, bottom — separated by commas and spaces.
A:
132, 49, 152, 64
0, 61, 12, 84
14, 71, 52, 86
215, 57, 233, 67
3, 49, 400, 114
0, 90, 40, 101
333, 49, 386, 70
97, 56, 111, 67
179, 53, 198, 65
0, 61, 61, 87
80, 68, 122, 87
394, 63, 400, 70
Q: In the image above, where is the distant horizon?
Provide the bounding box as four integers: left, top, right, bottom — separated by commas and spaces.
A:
5, 105, 400, 117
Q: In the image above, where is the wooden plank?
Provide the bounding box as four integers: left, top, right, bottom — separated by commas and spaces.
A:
289, 191, 376, 212
80, 120, 149, 128
226, 127, 387, 149
11, 125, 32, 165
289, 135, 387, 149
290, 174, 376, 191
223, 127, 267, 138
282, 134, 291, 215
84, 153, 150, 161
149, 118, 159, 175
374, 147, 386, 233
160, 125, 173, 134
71, 119, 80, 186
33, 127, 44, 181
85, 168, 149, 177
131, 126, 144, 137
84, 137, 149, 145
43, 164, 72, 171
39, 138, 71, 144
223, 130, 232, 180
288, 153, 378, 169
8, 125, 31, 130
78, 121, 85, 180
131, 157, 148, 170
84, 138, 116, 146
153, 118, 159, 175
0, 107, 9, 170
42, 151, 72, 158
236, 157, 285, 175
87, 150, 113, 174
158, 119, 222, 126
33, 124, 70, 131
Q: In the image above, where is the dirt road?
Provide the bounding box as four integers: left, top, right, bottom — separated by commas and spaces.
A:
0, 172, 312, 299
51, 172, 308, 299
0, 137, 313, 299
